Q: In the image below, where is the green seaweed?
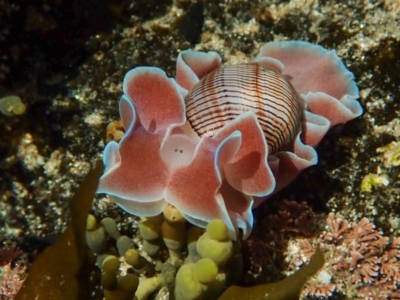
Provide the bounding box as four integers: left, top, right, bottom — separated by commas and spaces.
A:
218, 247, 325, 300
15, 161, 103, 300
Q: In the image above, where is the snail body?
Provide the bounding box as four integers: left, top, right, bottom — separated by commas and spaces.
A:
98, 40, 363, 240
184, 63, 303, 154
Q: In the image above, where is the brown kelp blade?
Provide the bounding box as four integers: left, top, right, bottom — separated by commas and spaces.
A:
15, 161, 104, 300
218, 247, 325, 300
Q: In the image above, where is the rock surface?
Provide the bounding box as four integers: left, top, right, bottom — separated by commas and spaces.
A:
1, 0, 399, 298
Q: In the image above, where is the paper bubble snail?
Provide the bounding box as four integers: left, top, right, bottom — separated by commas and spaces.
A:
97, 41, 362, 239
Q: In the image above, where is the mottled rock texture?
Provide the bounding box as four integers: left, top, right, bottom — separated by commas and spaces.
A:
0, 0, 399, 298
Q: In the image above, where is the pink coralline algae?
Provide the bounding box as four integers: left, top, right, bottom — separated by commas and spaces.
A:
97, 41, 363, 238
241, 200, 317, 284
0, 244, 27, 299
291, 213, 400, 299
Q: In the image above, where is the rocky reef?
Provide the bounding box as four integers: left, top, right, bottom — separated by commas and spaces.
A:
1, 0, 399, 299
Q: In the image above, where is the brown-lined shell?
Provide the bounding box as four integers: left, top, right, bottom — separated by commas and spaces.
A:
185, 63, 303, 154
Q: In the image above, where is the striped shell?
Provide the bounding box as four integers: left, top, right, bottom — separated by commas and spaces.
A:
185, 63, 303, 154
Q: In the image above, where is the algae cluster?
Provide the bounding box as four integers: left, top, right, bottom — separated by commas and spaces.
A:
86, 208, 237, 299
0, 95, 26, 116
84, 205, 325, 299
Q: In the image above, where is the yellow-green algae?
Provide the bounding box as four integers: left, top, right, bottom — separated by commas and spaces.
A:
103, 271, 139, 300
161, 205, 186, 263
102, 255, 120, 274
360, 173, 390, 192
376, 141, 400, 167
218, 247, 325, 300
139, 215, 164, 256
0, 95, 26, 116
196, 219, 233, 266
15, 161, 103, 300
124, 248, 149, 272
193, 258, 218, 283
174, 219, 233, 300
86, 220, 107, 253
